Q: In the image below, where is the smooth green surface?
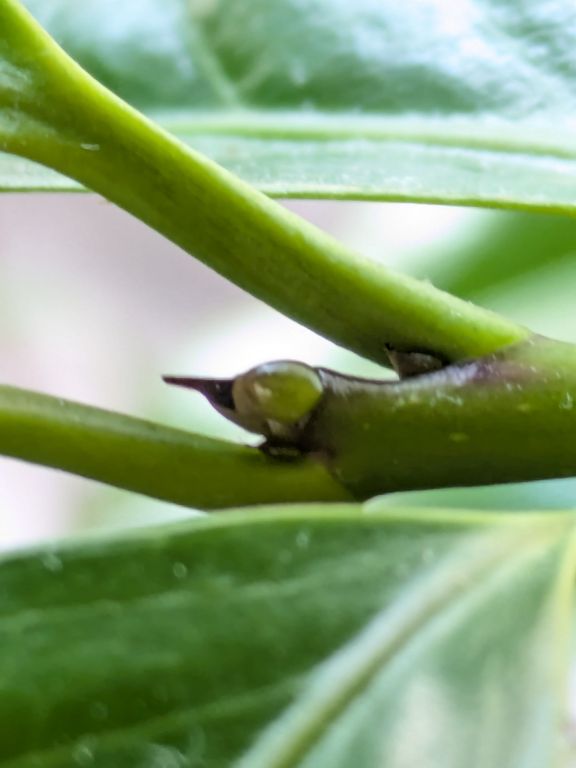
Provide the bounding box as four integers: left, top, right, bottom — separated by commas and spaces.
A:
0, 385, 349, 508
0, 0, 574, 211
307, 337, 576, 497
0, 505, 573, 767
232, 362, 324, 429
417, 211, 576, 301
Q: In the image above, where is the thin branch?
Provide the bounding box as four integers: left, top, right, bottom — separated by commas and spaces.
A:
0, 385, 349, 508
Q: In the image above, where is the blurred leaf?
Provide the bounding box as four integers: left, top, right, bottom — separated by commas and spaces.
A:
0, 0, 574, 209
0, 505, 573, 766
416, 211, 576, 301
382, 478, 576, 512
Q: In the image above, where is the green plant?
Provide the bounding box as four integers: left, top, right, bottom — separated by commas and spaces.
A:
2, 0, 576, 765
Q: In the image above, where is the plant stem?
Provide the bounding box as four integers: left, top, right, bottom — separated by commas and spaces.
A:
0, 385, 350, 507
305, 336, 576, 496
0, 0, 528, 365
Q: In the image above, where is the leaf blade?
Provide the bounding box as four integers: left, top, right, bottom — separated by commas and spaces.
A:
0, 506, 573, 766
238, 515, 573, 767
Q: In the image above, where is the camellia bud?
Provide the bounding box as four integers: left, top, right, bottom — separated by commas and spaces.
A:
232, 361, 324, 438
164, 361, 324, 443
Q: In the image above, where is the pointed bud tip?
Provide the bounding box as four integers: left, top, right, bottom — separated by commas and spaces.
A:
162, 375, 200, 388
163, 375, 235, 409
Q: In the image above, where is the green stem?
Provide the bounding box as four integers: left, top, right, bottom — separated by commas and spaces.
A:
0, 385, 349, 507
306, 336, 576, 497
0, 0, 527, 365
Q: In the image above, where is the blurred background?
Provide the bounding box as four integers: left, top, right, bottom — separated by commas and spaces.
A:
3, 195, 576, 551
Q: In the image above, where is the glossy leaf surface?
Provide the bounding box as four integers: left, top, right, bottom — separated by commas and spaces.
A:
0, 505, 574, 766
0, 0, 573, 210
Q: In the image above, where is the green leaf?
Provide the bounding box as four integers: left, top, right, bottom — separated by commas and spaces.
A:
1, 0, 575, 211
0, 505, 574, 766
416, 211, 576, 302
